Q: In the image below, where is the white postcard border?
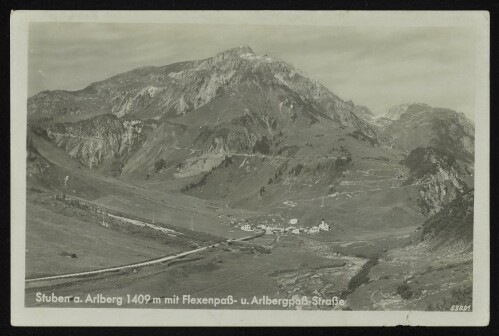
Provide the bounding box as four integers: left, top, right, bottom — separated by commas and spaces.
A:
11, 10, 490, 326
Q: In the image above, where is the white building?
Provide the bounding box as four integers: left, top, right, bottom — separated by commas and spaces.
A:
288, 218, 298, 225
241, 224, 253, 231
319, 223, 330, 231
319, 220, 331, 231
309, 226, 320, 234
291, 229, 300, 234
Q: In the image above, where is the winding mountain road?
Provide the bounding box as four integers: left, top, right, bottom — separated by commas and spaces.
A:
25, 233, 263, 283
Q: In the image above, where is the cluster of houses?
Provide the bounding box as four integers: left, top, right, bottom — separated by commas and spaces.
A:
238, 218, 331, 235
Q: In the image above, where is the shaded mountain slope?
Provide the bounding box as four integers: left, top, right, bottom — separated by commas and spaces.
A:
417, 189, 473, 252
380, 103, 474, 162
401, 147, 469, 217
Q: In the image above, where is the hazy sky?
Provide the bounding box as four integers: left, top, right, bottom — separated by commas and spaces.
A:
28, 23, 477, 118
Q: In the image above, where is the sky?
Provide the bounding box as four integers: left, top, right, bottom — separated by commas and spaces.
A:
28, 22, 477, 118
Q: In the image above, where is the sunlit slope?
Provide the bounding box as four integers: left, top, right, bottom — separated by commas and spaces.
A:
27, 131, 253, 238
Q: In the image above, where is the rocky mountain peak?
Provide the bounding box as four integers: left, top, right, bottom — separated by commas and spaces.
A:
383, 103, 430, 121
202, 45, 256, 66
217, 45, 255, 58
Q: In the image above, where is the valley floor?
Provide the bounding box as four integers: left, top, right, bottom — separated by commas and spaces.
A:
24, 153, 472, 311
25, 189, 471, 311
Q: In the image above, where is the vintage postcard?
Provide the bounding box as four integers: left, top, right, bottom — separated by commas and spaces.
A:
11, 11, 490, 326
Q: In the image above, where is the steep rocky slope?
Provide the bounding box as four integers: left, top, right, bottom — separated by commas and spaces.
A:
41, 114, 157, 173
402, 147, 469, 217
417, 189, 473, 252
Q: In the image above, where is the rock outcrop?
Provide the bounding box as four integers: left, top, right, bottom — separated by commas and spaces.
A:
45, 114, 156, 170
402, 147, 468, 217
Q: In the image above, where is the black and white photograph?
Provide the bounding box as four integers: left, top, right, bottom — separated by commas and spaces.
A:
11, 11, 490, 326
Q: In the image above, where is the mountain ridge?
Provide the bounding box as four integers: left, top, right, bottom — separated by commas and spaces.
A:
28, 46, 376, 136
27, 46, 474, 225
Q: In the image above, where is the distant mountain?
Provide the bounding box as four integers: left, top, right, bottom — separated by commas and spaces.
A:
29, 46, 375, 134
28, 45, 385, 169
379, 103, 474, 162
383, 103, 415, 121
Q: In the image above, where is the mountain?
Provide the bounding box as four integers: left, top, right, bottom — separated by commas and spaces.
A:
28, 46, 375, 134
379, 103, 474, 162
27, 46, 474, 225
27, 46, 389, 197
